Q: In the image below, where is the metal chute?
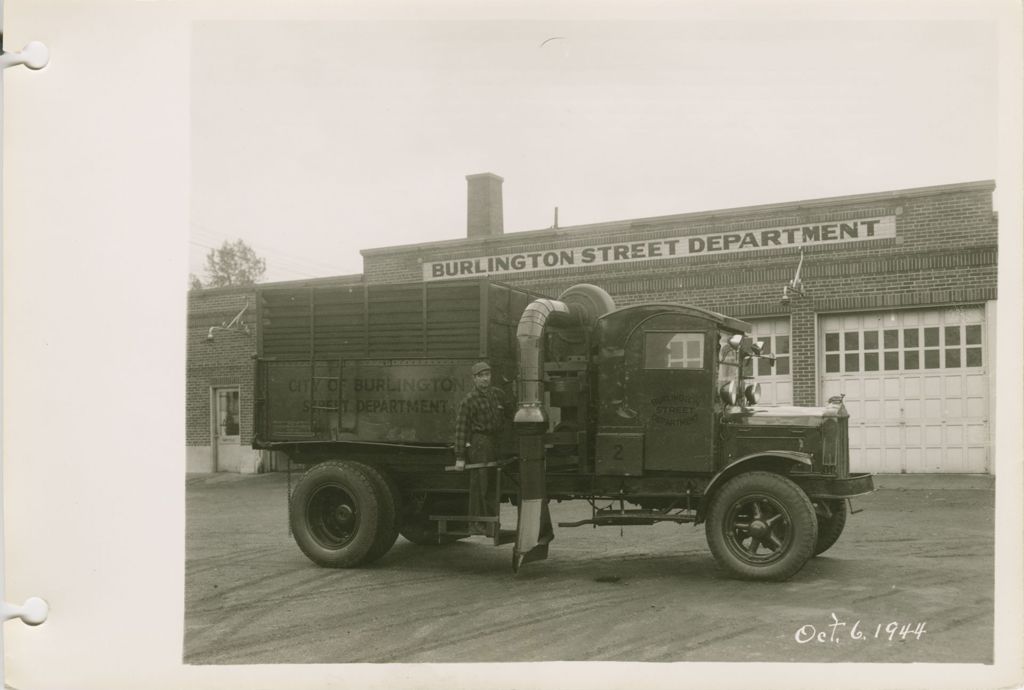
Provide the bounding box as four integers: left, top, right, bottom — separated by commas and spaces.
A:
513, 284, 615, 571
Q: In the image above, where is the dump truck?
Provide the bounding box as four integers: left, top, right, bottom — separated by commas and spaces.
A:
253, 278, 873, 581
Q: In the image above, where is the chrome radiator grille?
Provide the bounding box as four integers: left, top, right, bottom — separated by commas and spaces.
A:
837, 414, 850, 477
821, 415, 850, 477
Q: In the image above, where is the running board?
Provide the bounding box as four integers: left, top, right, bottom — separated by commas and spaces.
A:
429, 514, 517, 546
559, 510, 697, 528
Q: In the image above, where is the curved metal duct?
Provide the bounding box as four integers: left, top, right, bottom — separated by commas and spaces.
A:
514, 284, 615, 429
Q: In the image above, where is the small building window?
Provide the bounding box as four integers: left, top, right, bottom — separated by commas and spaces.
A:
217, 389, 240, 438
645, 332, 704, 370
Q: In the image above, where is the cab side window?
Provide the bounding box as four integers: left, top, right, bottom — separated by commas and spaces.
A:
644, 332, 704, 370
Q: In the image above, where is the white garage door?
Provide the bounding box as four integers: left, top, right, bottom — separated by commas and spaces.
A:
820, 308, 988, 474
744, 317, 792, 405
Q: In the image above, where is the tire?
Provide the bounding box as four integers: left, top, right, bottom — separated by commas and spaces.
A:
705, 471, 818, 581
399, 496, 467, 545
353, 463, 401, 563
290, 461, 382, 568
813, 499, 848, 556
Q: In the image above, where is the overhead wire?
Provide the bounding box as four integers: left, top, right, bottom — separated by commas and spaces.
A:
189, 239, 318, 280
190, 221, 345, 277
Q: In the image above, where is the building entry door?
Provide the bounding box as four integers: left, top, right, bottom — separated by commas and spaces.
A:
213, 387, 241, 472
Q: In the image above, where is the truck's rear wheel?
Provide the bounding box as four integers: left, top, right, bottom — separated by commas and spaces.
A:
705, 471, 818, 581
290, 461, 382, 568
353, 463, 401, 563
813, 499, 848, 556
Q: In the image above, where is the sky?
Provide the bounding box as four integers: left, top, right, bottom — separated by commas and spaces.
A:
189, 11, 1000, 284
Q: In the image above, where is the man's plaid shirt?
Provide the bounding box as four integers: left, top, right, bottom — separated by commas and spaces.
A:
453, 386, 507, 460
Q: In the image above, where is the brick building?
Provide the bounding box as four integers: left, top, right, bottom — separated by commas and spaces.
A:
186, 175, 997, 474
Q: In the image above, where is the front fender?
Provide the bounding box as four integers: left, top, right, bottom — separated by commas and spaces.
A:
696, 451, 814, 522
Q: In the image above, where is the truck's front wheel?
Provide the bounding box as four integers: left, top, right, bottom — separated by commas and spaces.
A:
290, 462, 382, 568
705, 472, 818, 581
813, 499, 848, 556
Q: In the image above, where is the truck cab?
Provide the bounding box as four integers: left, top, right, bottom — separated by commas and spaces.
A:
589, 303, 750, 475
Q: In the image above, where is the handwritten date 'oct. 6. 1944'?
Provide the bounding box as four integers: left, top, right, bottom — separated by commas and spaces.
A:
795, 613, 927, 644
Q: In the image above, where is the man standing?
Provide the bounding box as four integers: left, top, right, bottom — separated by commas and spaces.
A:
453, 361, 508, 535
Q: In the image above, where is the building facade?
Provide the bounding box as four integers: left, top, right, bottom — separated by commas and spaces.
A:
186, 175, 997, 474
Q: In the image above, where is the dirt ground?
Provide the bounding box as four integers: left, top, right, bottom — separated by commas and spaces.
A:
184, 472, 994, 664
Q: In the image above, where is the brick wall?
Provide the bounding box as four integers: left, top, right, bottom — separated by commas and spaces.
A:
363, 182, 996, 287
186, 286, 257, 446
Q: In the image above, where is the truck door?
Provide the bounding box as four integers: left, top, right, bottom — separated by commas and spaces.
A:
625, 322, 714, 472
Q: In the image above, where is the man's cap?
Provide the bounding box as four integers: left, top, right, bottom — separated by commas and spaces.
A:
471, 361, 491, 376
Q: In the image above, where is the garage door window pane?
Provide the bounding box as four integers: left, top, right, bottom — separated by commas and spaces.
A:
945, 349, 961, 368
863, 331, 879, 350
884, 351, 900, 370
647, 332, 703, 369
756, 337, 771, 376
904, 329, 919, 348
966, 324, 982, 345
924, 327, 939, 347
966, 347, 983, 367
773, 336, 790, 375
944, 326, 960, 346
864, 352, 879, 371
844, 353, 859, 372
924, 349, 940, 369
844, 332, 859, 351
904, 351, 919, 369
826, 354, 840, 373
825, 333, 839, 351
884, 329, 899, 348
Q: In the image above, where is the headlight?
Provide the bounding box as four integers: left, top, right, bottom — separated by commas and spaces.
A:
743, 382, 761, 405
719, 379, 738, 405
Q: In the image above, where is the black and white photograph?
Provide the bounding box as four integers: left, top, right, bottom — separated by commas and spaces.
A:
3, 1, 1022, 689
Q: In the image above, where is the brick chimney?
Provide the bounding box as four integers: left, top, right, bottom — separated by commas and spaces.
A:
466, 173, 504, 239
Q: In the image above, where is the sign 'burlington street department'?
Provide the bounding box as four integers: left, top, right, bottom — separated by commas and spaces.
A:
423, 215, 897, 281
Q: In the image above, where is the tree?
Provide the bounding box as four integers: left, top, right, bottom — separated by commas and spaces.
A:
197, 239, 266, 288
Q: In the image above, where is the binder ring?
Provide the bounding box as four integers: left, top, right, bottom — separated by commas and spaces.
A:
0, 41, 49, 71
2, 597, 49, 626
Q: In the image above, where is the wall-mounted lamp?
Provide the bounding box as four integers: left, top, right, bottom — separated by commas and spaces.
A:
781, 247, 806, 306
206, 302, 250, 342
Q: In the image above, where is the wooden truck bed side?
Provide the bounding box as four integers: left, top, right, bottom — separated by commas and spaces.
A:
254, 279, 545, 446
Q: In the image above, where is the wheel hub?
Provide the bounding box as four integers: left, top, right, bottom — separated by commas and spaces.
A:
749, 519, 770, 539
333, 504, 355, 528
